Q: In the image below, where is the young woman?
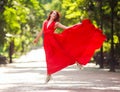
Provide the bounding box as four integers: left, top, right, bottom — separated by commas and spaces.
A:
34, 10, 106, 83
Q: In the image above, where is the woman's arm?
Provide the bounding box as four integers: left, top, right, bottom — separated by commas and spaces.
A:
34, 22, 44, 43
55, 22, 69, 30
55, 22, 81, 30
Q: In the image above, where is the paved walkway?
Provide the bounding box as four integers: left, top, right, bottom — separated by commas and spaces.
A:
0, 48, 120, 92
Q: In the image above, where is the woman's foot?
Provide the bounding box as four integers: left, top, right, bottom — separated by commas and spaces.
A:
76, 62, 83, 70
45, 74, 51, 83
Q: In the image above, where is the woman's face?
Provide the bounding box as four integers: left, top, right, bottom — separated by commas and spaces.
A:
50, 11, 57, 19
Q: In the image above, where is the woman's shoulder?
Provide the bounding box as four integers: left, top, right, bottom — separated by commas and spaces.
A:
55, 22, 60, 25
42, 20, 48, 25
43, 20, 48, 23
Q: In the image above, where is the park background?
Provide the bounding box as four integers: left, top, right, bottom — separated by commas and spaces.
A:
0, 0, 120, 72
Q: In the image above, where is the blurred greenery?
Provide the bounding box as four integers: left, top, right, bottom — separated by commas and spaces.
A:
0, 0, 120, 68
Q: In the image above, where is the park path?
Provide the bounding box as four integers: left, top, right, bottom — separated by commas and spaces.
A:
0, 47, 120, 92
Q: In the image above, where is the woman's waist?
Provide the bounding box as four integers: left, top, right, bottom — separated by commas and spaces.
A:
44, 31, 54, 35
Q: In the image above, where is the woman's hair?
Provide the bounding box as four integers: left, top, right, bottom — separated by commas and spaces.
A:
47, 10, 60, 22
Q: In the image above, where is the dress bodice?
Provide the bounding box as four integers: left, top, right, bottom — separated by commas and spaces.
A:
43, 20, 56, 34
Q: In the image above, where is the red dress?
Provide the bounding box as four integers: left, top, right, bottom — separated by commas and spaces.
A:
43, 19, 106, 74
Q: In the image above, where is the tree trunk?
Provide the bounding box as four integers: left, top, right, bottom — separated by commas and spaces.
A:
109, 0, 115, 72
9, 40, 14, 63
99, 0, 104, 68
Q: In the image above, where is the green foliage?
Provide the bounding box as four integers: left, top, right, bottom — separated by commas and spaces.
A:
62, 0, 89, 20
0, 0, 120, 63
0, 0, 44, 58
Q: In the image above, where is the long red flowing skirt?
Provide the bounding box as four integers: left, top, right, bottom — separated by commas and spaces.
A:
43, 19, 106, 74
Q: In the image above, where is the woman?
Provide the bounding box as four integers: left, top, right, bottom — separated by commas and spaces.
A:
34, 10, 106, 83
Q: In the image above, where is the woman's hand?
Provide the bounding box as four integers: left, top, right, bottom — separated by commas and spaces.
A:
33, 38, 39, 44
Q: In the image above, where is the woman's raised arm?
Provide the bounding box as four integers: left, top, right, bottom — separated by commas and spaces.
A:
34, 22, 44, 43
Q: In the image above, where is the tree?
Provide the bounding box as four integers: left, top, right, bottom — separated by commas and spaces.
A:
0, 0, 45, 60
